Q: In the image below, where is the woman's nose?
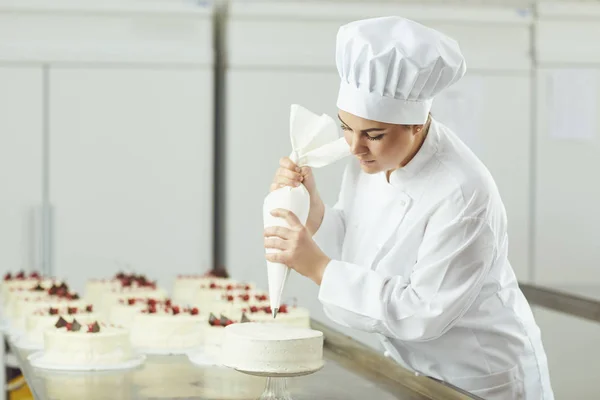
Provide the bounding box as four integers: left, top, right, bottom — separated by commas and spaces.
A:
349, 135, 367, 156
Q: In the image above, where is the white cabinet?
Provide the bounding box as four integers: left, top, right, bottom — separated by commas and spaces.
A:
0, 66, 44, 275
533, 2, 600, 285
0, 0, 215, 292
49, 68, 213, 292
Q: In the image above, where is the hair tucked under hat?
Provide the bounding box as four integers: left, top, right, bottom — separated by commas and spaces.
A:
336, 16, 466, 125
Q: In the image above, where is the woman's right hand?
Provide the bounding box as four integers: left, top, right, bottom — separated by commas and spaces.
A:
270, 157, 324, 235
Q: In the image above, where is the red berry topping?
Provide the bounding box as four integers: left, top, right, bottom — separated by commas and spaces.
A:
65, 322, 72, 330
250, 306, 259, 313
226, 285, 233, 290
67, 307, 77, 315
49, 307, 59, 315
148, 306, 157, 314
165, 299, 172, 307
209, 283, 217, 289
244, 285, 251, 291
227, 295, 234, 302
225, 320, 234, 326
86, 305, 93, 312
147, 299, 157, 306
241, 294, 250, 301
279, 305, 288, 313
4, 273, 11, 281
212, 319, 221, 326
190, 308, 199, 315
172, 306, 180, 315
128, 298, 136, 305
264, 306, 272, 314
16, 271, 25, 279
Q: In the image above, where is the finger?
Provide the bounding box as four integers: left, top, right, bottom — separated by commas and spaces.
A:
277, 167, 303, 183
265, 251, 289, 264
264, 237, 288, 251
264, 226, 293, 239
279, 157, 301, 173
270, 209, 302, 228
274, 176, 302, 188
299, 166, 312, 178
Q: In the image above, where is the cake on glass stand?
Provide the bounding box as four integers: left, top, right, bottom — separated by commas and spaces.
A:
221, 322, 324, 400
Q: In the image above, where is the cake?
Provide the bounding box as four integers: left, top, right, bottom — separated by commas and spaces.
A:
129, 302, 206, 351
243, 304, 310, 328
172, 275, 254, 306
85, 272, 164, 311
98, 286, 168, 320
40, 317, 132, 366
6, 283, 87, 329
1, 271, 57, 302
202, 313, 243, 361
210, 291, 270, 316
222, 322, 323, 375
108, 297, 168, 328
25, 304, 98, 345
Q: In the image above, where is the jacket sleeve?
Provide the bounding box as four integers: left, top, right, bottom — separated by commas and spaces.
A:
311, 164, 353, 261
318, 197, 498, 342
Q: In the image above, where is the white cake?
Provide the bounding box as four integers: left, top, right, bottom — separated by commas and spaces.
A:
1, 271, 57, 303
222, 323, 323, 375
98, 287, 168, 320
108, 297, 168, 328
25, 305, 98, 345
203, 314, 241, 361
244, 304, 310, 328
172, 275, 254, 307
130, 303, 206, 351
210, 291, 270, 316
85, 272, 163, 311
41, 317, 132, 366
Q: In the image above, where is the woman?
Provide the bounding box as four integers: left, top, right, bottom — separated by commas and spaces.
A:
263, 16, 553, 399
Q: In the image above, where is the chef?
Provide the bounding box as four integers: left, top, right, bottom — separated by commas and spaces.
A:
263, 16, 553, 399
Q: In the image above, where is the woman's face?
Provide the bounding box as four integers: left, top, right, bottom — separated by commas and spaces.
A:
338, 110, 423, 174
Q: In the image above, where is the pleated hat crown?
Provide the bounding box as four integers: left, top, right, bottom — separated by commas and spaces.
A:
336, 16, 466, 125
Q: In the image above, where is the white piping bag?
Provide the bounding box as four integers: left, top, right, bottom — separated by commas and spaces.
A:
263, 104, 350, 318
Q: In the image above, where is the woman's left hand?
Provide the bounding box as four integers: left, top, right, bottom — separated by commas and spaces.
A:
264, 209, 330, 285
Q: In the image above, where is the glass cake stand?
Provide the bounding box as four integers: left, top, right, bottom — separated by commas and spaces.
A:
234, 366, 323, 400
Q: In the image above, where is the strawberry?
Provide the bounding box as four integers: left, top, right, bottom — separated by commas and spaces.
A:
264, 306, 272, 314
227, 295, 234, 302
241, 294, 250, 302
209, 283, 217, 289
67, 307, 77, 315
49, 307, 59, 315
225, 320, 234, 326
172, 306, 180, 315
3, 273, 11, 281
212, 319, 221, 326
16, 271, 25, 279
147, 299, 157, 306
226, 285, 233, 291
128, 298, 136, 305
30, 272, 40, 279
244, 285, 251, 291
250, 306, 259, 313
86, 305, 93, 312
279, 305, 288, 313
190, 308, 199, 316
165, 299, 172, 307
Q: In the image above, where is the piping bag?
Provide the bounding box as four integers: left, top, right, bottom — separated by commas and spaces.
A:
263, 104, 350, 318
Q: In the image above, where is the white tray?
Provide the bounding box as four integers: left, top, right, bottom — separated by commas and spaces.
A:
187, 350, 224, 367
134, 346, 203, 356
28, 351, 146, 371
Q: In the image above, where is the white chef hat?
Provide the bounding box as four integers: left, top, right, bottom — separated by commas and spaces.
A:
336, 16, 466, 125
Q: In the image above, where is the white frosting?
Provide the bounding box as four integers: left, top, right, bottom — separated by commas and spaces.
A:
42, 324, 132, 366
172, 277, 254, 307
130, 311, 207, 350
222, 323, 323, 374
26, 312, 98, 345
245, 307, 310, 328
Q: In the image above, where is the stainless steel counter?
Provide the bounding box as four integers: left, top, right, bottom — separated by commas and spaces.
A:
6, 321, 476, 400
520, 283, 600, 323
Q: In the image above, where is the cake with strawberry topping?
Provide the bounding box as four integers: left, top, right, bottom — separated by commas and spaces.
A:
1, 271, 60, 303
85, 272, 165, 311
243, 304, 310, 328
211, 291, 270, 316
6, 283, 87, 328
172, 274, 254, 306
108, 297, 170, 328
25, 304, 98, 345
129, 302, 206, 351
202, 313, 246, 361
40, 316, 132, 366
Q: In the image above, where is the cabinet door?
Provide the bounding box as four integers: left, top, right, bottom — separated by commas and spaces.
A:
432, 74, 532, 282
534, 68, 600, 285
49, 68, 213, 293
0, 66, 44, 275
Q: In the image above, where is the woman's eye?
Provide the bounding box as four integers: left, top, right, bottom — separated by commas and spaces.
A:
340, 125, 351, 131
366, 134, 384, 141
